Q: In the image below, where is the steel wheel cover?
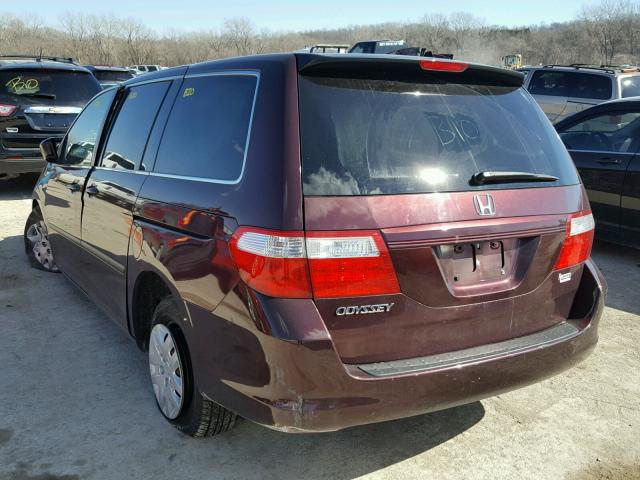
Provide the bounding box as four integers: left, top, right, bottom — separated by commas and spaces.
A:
26, 220, 58, 272
149, 324, 184, 419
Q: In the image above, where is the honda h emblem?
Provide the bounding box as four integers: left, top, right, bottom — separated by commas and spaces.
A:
473, 194, 496, 216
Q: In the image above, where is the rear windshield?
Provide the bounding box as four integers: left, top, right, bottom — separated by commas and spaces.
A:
620, 76, 640, 97
528, 70, 612, 100
94, 70, 134, 82
299, 75, 579, 196
0, 69, 101, 105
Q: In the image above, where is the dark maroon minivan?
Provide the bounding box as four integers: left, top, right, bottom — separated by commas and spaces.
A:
26, 53, 606, 436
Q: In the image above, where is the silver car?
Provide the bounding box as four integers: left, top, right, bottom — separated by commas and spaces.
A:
519, 65, 640, 123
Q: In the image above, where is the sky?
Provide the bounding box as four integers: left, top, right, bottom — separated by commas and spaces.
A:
4, 0, 590, 32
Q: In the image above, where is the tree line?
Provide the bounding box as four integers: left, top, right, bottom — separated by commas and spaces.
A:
1, 0, 639, 68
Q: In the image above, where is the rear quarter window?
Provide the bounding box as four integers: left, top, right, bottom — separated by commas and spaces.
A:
153, 74, 258, 182
620, 76, 640, 97
528, 70, 612, 100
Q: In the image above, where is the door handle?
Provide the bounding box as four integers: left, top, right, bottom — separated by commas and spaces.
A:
67, 182, 82, 193
85, 184, 99, 197
597, 158, 622, 165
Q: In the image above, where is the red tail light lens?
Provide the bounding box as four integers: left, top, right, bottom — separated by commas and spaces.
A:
230, 227, 312, 298
0, 104, 17, 117
553, 210, 595, 271
419, 59, 468, 72
229, 228, 400, 299
306, 230, 400, 298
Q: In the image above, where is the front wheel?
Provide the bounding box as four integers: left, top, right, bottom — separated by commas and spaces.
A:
24, 208, 60, 273
149, 297, 239, 437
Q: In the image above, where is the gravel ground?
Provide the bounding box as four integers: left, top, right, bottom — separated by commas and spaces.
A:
1, 175, 639, 480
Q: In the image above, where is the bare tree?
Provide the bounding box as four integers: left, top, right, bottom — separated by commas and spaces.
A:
419, 14, 451, 52
122, 17, 155, 65
617, 0, 640, 58
580, 0, 625, 65
222, 17, 258, 56
3, 0, 640, 69
449, 12, 482, 55
59, 12, 89, 61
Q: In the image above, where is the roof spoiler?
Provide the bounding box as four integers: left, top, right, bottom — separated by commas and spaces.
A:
296, 54, 524, 88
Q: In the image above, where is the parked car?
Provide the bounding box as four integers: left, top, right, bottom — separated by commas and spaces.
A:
129, 64, 165, 75
556, 97, 640, 248
26, 53, 606, 437
0, 55, 101, 178
347, 40, 407, 54
309, 44, 349, 54
84, 65, 135, 89
518, 64, 640, 123
347, 40, 452, 59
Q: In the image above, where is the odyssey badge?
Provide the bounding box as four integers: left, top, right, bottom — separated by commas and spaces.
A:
335, 303, 395, 316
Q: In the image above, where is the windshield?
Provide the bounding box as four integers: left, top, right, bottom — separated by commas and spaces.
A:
94, 70, 134, 82
299, 75, 579, 196
0, 69, 101, 105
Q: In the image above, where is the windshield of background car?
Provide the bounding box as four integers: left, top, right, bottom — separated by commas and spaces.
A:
620, 75, 640, 97
299, 75, 579, 196
527, 70, 612, 100
0, 69, 101, 105
94, 70, 134, 82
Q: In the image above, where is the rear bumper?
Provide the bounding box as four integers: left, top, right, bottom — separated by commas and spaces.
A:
0, 156, 45, 175
0, 132, 62, 175
191, 259, 606, 433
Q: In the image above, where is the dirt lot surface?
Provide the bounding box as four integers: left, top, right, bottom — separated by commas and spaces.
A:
1, 175, 639, 480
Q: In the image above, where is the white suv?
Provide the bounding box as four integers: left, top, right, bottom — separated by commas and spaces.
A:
130, 64, 165, 75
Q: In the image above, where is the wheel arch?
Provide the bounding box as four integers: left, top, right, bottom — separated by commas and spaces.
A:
130, 270, 173, 351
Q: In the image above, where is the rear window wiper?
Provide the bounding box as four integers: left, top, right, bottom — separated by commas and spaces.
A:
470, 171, 559, 185
15, 92, 57, 99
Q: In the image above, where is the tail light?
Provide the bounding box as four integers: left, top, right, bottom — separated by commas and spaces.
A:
553, 210, 595, 271
229, 228, 311, 298
419, 59, 468, 72
0, 104, 17, 117
229, 228, 400, 299
306, 230, 400, 298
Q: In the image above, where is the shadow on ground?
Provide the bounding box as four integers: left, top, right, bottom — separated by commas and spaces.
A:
0, 230, 486, 480
0, 174, 38, 201
4, 200, 638, 479
592, 240, 640, 316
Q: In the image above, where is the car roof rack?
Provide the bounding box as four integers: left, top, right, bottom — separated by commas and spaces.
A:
0, 54, 77, 65
541, 64, 617, 74
540, 63, 640, 74
599, 64, 640, 73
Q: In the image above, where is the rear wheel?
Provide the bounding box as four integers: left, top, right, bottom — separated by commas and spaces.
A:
149, 297, 239, 437
24, 208, 60, 273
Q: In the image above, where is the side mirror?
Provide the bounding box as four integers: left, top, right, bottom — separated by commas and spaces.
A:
40, 137, 59, 163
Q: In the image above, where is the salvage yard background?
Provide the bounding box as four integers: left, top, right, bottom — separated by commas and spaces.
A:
0, 0, 640, 70
2, 0, 640, 477
1, 175, 639, 479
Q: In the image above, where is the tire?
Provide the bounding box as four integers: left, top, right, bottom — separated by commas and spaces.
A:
149, 296, 239, 437
24, 207, 60, 273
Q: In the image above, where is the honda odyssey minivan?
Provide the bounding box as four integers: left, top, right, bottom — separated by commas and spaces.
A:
26, 53, 606, 436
